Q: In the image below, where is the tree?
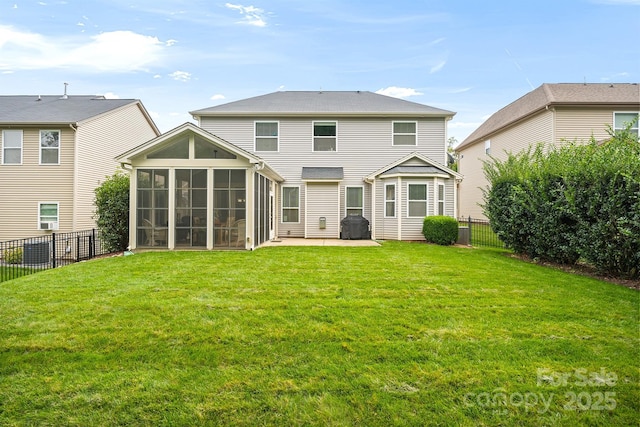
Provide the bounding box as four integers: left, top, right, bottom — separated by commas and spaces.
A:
447, 137, 458, 171
94, 170, 130, 252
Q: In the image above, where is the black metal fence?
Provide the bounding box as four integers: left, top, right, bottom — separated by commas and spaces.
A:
0, 229, 110, 283
457, 217, 507, 249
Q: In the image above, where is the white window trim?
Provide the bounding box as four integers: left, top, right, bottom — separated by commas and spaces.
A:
437, 183, 445, 216
613, 111, 639, 132
392, 121, 418, 146
407, 182, 429, 218
312, 120, 338, 152
254, 121, 279, 152
2, 129, 23, 165
39, 129, 61, 165
485, 140, 491, 155
345, 186, 364, 217
281, 185, 300, 224
38, 202, 59, 230
384, 183, 396, 218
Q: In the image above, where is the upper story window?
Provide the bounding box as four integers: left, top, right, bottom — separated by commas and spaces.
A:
281, 186, 300, 223
40, 130, 60, 164
393, 121, 417, 145
614, 112, 639, 138
408, 183, 428, 218
2, 129, 23, 165
346, 186, 364, 216
313, 121, 337, 151
485, 140, 491, 155
255, 121, 279, 151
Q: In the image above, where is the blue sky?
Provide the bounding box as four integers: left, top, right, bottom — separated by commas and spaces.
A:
1, 0, 639, 143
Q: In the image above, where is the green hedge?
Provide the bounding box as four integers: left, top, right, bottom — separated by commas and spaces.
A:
483, 123, 640, 279
94, 171, 130, 252
2, 247, 23, 264
422, 216, 458, 246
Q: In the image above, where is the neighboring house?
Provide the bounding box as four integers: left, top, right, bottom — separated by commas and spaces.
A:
0, 95, 160, 241
116, 91, 461, 250
456, 83, 640, 219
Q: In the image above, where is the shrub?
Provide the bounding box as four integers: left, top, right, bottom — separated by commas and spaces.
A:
94, 170, 130, 252
422, 216, 458, 245
482, 121, 640, 279
3, 247, 23, 264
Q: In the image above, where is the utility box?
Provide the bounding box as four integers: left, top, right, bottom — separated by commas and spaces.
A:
319, 217, 326, 229
23, 241, 50, 264
457, 226, 470, 245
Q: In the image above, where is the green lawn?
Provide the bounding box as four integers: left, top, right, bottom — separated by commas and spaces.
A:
0, 242, 637, 426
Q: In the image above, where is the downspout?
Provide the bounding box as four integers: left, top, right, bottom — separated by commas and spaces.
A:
70, 123, 78, 232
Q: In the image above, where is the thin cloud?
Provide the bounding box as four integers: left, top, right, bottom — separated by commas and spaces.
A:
0, 25, 166, 72
225, 3, 268, 27
101, 92, 120, 99
169, 71, 192, 82
210, 94, 226, 100
375, 87, 424, 98
430, 60, 446, 74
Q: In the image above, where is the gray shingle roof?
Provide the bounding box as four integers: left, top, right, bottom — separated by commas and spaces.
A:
191, 91, 455, 117
457, 83, 640, 150
301, 167, 344, 180
0, 95, 140, 124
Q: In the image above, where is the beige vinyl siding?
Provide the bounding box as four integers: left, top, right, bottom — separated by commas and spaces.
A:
74, 103, 159, 231
305, 182, 340, 238
0, 127, 74, 240
457, 110, 553, 219
555, 107, 638, 143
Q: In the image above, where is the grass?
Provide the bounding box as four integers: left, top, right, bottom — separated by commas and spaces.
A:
0, 265, 31, 283
0, 242, 638, 426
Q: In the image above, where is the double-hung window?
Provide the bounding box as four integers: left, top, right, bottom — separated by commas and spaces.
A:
255, 121, 279, 151
614, 112, 639, 139
282, 186, 299, 223
2, 129, 22, 164
313, 121, 337, 151
437, 183, 445, 215
40, 130, 60, 164
408, 183, 428, 217
384, 184, 396, 217
346, 187, 364, 216
39, 202, 59, 230
393, 121, 417, 146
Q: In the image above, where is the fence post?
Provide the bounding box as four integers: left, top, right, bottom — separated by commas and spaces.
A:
468, 216, 472, 246
51, 233, 57, 269
91, 229, 96, 259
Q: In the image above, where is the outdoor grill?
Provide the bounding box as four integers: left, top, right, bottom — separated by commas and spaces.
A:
340, 215, 371, 240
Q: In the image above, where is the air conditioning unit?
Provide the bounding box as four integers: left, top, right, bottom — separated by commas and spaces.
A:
40, 222, 58, 230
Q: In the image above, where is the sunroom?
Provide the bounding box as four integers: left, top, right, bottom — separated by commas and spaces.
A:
116, 123, 283, 250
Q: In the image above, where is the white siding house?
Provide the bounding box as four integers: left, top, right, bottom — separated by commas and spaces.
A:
118, 91, 461, 250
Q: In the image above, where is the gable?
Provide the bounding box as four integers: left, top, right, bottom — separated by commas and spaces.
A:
145, 134, 238, 160
366, 152, 461, 181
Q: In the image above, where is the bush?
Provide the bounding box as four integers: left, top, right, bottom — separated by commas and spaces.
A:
3, 247, 23, 264
483, 122, 640, 279
94, 170, 130, 252
422, 216, 459, 245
